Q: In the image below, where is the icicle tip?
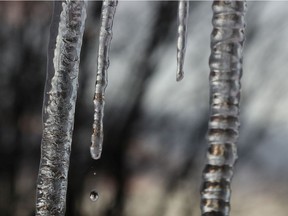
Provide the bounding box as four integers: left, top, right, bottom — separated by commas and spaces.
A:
90, 146, 102, 160
176, 70, 184, 82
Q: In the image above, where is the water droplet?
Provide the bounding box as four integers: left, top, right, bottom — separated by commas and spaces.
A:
90, 190, 99, 201
93, 172, 96, 176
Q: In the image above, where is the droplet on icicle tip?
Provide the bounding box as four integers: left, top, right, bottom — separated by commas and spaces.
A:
90, 190, 99, 202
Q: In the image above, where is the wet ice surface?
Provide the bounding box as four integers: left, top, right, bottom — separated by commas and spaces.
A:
200, 1, 247, 216
91, 0, 118, 160
176, 0, 189, 81
36, 1, 87, 215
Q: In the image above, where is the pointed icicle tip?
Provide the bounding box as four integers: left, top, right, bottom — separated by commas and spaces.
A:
176, 0, 189, 82
176, 70, 184, 82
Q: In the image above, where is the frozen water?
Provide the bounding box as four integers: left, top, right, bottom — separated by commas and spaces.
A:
91, 0, 118, 160
90, 190, 99, 202
35, 1, 87, 215
200, 1, 247, 216
176, 0, 189, 81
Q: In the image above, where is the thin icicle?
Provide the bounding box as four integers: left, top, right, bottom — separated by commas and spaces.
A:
36, 1, 87, 215
176, 0, 189, 81
200, 1, 246, 216
90, 0, 118, 160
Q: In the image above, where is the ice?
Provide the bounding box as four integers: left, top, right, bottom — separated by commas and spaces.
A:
200, 1, 247, 216
176, 0, 189, 81
91, 0, 118, 160
35, 1, 87, 215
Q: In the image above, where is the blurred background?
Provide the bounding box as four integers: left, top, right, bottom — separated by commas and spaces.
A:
1, 1, 288, 216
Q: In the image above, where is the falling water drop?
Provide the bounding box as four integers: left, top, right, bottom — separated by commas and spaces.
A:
90, 190, 99, 201
36, 1, 87, 215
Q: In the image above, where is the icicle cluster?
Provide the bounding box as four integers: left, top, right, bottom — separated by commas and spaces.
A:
36, 1, 87, 215
176, 0, 189, 81
201, 1, 246, 216
90, 0, 118, 160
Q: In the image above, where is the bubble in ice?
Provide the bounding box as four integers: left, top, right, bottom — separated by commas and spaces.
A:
90, 190, 99, 201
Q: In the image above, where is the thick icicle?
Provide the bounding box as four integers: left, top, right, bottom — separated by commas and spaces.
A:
90, 0, 118, 160
176, 0, 189, 81
35, 1, 87, 215
200, 1, 246, 216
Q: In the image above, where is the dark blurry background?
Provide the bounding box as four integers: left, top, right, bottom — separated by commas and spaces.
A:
1, 1, 288, 216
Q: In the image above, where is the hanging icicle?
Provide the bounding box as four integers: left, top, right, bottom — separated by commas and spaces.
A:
176, 0, 189, 81
200, 1, 246, 216
90, 0, 118, 160
36, 1, 87, 215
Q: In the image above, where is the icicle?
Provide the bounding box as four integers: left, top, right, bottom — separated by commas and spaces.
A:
200, 1, 246, 216
36, 1, 87, 215
90, 0, 118, 160
176, 0, 189, 81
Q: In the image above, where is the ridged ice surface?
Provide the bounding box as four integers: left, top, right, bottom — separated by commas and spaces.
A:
36, 1, 87, 215
91, 0, 118, 160
201, 1, 246, 216
176, 0, 189, 81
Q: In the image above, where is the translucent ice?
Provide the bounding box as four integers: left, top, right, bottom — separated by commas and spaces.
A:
200, 1, 247, 216
176, 0, 189, 81
35, 1, 87, 215
91, 0, 118, 160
